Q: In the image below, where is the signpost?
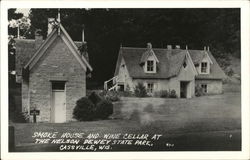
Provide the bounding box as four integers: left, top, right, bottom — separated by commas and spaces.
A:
30, 108, 40, 123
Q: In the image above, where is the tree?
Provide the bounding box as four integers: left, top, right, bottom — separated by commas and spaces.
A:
26, 9, 241, 86
8, 9, 31, 38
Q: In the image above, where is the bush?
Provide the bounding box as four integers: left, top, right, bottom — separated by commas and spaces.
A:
134, 83, 147, 97
88, 92, 102, 105
73, 97, 95, 121
225, 67, 234, 77
154, 90, 169, 98
95, 99, 113, 119
99, 90, 120, 102
73, 92, 114, 121
160, 90, 169, 98
195, 85, 204, 97
169, 89, 177, 98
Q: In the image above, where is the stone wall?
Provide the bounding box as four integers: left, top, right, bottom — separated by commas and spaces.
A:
28, 36, 86, 122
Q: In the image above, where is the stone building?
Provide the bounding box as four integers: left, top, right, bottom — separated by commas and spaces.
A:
15, 22, 92, 123
105, 43, 226, 98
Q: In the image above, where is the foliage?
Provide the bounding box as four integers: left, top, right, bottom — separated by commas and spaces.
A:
119, 90, 134, 97
154, 90, 169, 98
195, 85, 205, 97
95, 99, 113, 119
8, 37, 16, 86
73, 97, 95, 121
134, 83, 147, 97
8, 9, 32, 38
225, 67, 234, 77
88, 92, 102, 105
8, 9, 23, 21
73, 92, 114, 121
169, 90, 177, 98
9, 94, 29, 123
99, 90, 120, 102
25, 8, 240, 84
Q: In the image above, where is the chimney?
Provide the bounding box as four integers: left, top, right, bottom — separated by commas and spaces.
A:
167, 45, 172, 50
185, 45, 188, 50
207, 46, 210, 52
147, 42, 152, 49
204, 46, 207, 51
47, 18, 55, 36
35, 29, 43, 49
175, 45, 180, 49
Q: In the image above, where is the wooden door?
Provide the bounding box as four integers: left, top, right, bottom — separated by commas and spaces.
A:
52, 90, 66, 123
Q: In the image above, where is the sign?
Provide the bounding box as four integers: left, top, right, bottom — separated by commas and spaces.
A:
30, 109, 40, 116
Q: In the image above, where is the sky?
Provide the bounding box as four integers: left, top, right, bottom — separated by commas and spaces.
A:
16, 8, 30, 17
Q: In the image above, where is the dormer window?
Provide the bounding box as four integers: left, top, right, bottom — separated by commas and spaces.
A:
147, 60, 154, 72
201, 62, 208, 73
141, 43, 159, 73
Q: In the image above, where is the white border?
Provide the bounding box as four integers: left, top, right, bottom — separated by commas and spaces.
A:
1, 0, 249, 160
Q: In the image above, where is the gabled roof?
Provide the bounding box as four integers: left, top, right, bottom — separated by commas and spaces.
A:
116, 47, 226, 80
194, 51, 226, 80
23, 25, 92, 72
140, 49, 159, 64
15, 38, 83, 76
188, 50, 213, 65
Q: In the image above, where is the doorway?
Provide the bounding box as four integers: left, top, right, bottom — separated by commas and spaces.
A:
51, 81, 66, 123
180, 81, 189, 98
118, 84, 125, 91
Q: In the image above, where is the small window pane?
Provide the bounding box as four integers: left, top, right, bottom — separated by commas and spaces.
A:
201, 62, 207, 73
201, 84, 207, 93
147, 60, 154, 72
147, 83, 154, 93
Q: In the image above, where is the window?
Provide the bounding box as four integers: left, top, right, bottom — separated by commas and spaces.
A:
147, 60, 154, 72
147, 83, 154, 93
201, 84, 207, 93
52, 81, 65, 90
201, 62, 208, 73
183, 61, 187, 68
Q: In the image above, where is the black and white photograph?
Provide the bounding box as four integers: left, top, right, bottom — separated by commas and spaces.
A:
1, 1, 250, 159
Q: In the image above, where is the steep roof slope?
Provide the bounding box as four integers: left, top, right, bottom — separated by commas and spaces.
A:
15, 36, 86, 76
116, 47, 226, 80
117, 47, 186, 79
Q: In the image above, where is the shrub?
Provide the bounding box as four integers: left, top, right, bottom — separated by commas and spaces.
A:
73, 92, 114, 121
88, 92, 102, 105
225, 67, 234, 77
100, 90, 120, 102
153, 90, 169, 98
169, 89, 177, 98
73, 97, 95, 121
195, 85, 204, 97
134, 83, 147, 97
160, 90, 169, 98
95, 99, 113, 119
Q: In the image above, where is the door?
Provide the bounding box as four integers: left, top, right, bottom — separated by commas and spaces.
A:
52, 91, 66, 123
180, 81, 188, 98
51, 81, 66, 123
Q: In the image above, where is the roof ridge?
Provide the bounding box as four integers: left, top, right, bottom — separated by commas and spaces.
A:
15, 38, 81, 43
121, 47, 180, 50
122, 47, 206, 52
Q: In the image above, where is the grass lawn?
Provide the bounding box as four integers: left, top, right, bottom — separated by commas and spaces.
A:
11, 92, 241, 152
